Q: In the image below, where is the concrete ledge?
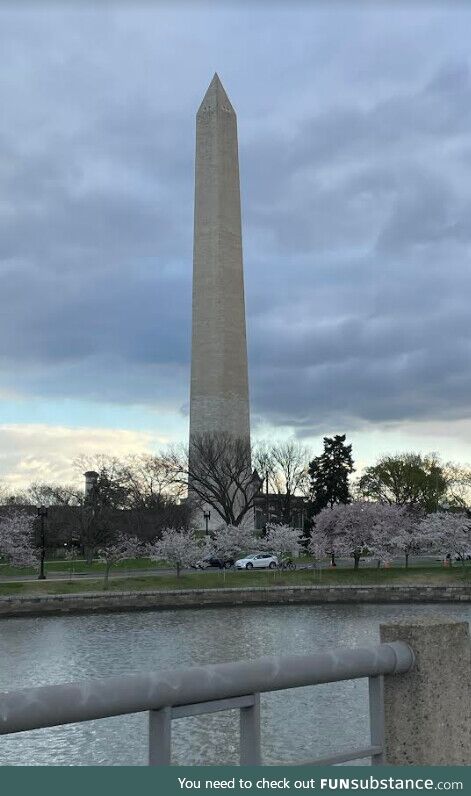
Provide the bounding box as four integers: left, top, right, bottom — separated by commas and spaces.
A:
1, 583, 471, 618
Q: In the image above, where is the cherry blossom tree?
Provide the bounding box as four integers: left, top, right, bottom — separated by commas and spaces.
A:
309, 501, 397, 569
369, 504, 422, 567
98, 532, 142, 588
308, 525, 329, 566
208, 523, 257, 563
310, 501, 426, 569
0, 511, 37, 568
419, 512, 471, 565
147, 528, 203, 576
262, 524, 302, 563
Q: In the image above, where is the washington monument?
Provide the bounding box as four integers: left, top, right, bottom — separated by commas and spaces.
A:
189, 74, 251, 526
189, 74, 250, 444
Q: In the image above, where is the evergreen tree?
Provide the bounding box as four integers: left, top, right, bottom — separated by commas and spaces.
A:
308, 435, 355, 516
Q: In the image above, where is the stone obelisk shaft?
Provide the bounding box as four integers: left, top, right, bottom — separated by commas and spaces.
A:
189, 74, 250, 444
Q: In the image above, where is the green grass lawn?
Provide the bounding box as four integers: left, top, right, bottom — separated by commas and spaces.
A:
0, 557, 164, 577
0, 563, 470, 598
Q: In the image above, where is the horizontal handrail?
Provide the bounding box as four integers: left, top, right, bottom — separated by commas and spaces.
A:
0, 641, 414, 736
282, 745, 384, 766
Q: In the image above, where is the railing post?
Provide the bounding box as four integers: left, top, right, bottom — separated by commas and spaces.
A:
368, 675, 384, 765
240, 694, 261, 764
149, 706, 172, 765
380, 618, 471, 765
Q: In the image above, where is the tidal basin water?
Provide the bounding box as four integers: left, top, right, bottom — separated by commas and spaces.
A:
2, 602, 471, 766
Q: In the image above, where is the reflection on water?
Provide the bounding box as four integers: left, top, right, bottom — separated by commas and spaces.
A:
1, 603, 470, 765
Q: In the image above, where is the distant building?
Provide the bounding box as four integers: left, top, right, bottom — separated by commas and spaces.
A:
253, 491, 308, 531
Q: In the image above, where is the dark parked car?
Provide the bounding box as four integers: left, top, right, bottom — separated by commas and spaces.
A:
195, 556, 235, 570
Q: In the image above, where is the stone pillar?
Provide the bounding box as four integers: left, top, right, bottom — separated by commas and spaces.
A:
380, 617, 471, 764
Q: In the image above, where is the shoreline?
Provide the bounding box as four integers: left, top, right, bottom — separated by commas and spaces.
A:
2, 583, 471, 618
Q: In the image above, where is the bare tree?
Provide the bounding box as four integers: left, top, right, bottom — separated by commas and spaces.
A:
253, 441, 276, 484
26, 482, 80, 507
115, 454, 190, 535
254, 440, 310, 524
72, 453, 191, 550
166, 432, 258, 527
122, 454, 185, 509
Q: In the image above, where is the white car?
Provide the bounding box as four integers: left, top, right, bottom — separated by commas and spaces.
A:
235, 553, 278, 570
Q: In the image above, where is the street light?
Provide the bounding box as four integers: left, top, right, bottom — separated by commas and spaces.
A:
37, 505, 48, 580
203, 510, 211, 535
265, 470, 270, 530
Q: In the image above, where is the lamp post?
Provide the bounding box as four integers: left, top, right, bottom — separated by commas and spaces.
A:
203, 510, 211, 535
265, 470, 270, 529
37, 505, 48, 580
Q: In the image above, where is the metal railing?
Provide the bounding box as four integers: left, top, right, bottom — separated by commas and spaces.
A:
0, 641, 414, 765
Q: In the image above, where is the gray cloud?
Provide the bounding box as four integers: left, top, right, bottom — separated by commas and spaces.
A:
1, 4, 471, 436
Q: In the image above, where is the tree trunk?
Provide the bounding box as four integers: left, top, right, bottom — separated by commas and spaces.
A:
405, 553, 409, 568
330, 552, 336, 567
284, 491, 292, 525
176, 562, 181, 577
103, 563, 111, 590
353, 552, 360, 570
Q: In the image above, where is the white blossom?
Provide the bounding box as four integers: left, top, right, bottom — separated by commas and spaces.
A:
309, 501, 417, 568
0, 511, 37, 568
261, 524, 302, 561
147, 527, 203, 575
209, 523, 257, 561
419, 512, 471, 562
309, 502, 377, 567
98, 532, 142, 586
369, 504, 422, 566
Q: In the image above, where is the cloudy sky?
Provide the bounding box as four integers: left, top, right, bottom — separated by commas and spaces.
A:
1, 2, 471, 488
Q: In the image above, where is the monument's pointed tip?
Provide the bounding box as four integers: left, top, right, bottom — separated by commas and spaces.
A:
197, 73, 235, 115
209, 72, 222, 88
